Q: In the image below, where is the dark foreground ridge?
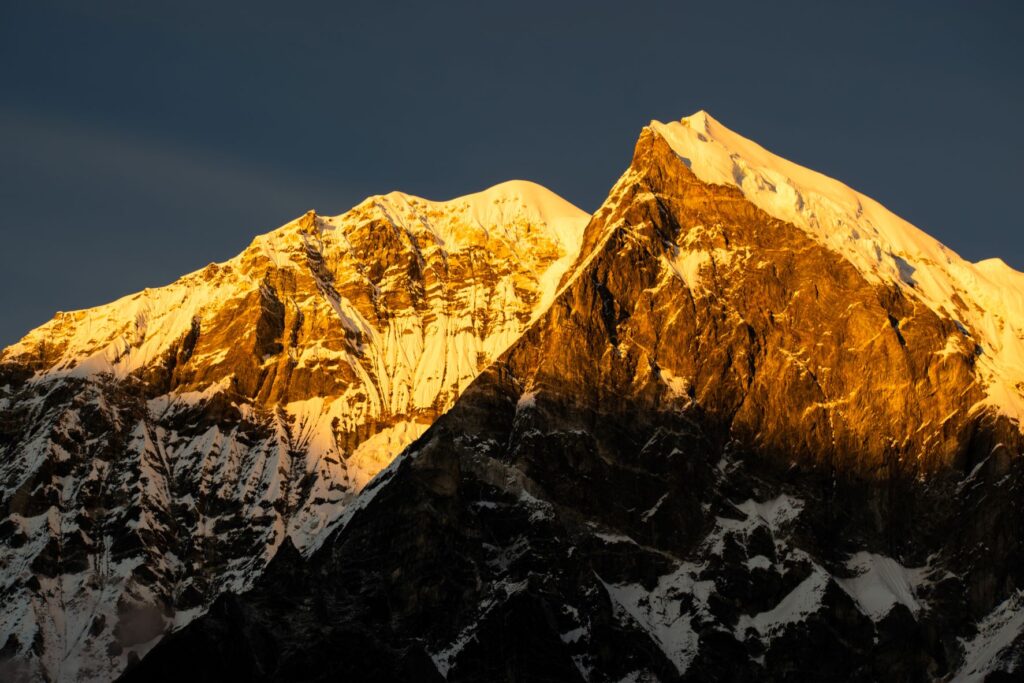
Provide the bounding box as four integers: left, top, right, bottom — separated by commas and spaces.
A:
119, 128, 1024, 681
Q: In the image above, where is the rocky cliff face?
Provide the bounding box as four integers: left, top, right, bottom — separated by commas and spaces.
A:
0, 181, 588, 682
119, 118, 1024, 682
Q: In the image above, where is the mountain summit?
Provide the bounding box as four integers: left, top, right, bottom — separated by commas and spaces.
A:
0, 180, 587, 682
652, 111, 1024, 422
3, 113, 1024, 682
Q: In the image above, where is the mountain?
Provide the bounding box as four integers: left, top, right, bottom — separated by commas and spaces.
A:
0, 181, 588, 682
118, 113, 1024, 682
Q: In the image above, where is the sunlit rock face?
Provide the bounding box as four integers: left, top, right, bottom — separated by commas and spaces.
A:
0, 181, 588, 682
122, 119, 1023, 682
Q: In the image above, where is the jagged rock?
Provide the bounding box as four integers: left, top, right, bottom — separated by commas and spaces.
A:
0, 182, 587, 682
119, 115, 1024, 682
4, 112, 1024, 682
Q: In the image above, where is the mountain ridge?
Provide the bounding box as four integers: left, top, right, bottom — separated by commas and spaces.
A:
650, 111, 1024, 423
117, 113, 1024, 683
3, 111, 1024, 682
0, 180, 588, 682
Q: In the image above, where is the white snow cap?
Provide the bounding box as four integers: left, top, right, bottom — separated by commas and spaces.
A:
368, 179, 587, 250
651, 110, 1024, 424
352, 179, 588, 318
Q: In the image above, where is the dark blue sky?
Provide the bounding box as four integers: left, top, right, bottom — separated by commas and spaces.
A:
2, 1, 1022, 346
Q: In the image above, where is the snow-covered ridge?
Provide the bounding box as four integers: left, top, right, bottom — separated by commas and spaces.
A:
1, 177, 589, 554
370, 179, 587, 250
350, 179, 588, 319
651, 111, 1024, 423
0, 180, 588, 683
2, 180, 587, 379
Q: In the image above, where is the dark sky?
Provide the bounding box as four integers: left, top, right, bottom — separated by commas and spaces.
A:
2, 1, 1022, 347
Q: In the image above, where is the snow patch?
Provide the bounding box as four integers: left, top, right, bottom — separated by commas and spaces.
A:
641, 493, 669, 522
746, 555, 773, 571
516, 390, 538, 411
599, 564, 712, 676
661, 244, 733, 295
836, 552, 926, 621
734, 494, 804, 530
952, 590, 1024, 682
658, 368, 691, 399
735, 564, 830, 642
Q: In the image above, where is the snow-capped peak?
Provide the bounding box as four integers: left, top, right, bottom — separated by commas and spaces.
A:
2, 180, 588, 380
371, 179, 587, 242
0, 179, 588, 683
651, 111, 1024, 423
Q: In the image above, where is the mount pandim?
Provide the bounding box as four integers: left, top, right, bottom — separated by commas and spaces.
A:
2, 112, 1023, 682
